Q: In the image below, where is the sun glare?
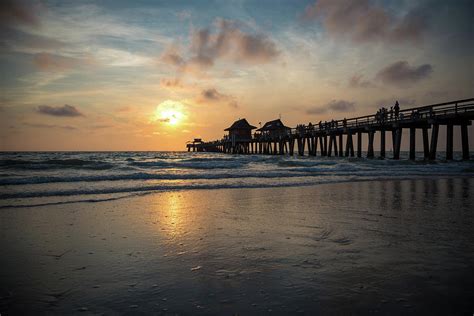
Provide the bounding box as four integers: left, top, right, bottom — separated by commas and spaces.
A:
155, 100, 186, 126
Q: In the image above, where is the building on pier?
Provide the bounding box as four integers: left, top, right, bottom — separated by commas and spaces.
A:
224, 118, 256, 142
257, 119, 291, 139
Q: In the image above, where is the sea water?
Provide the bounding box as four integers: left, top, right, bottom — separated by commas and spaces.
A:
1, 151, 473, 208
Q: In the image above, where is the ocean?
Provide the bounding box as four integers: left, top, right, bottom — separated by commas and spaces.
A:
1, 151, 474, 314
1, 151, 473, 208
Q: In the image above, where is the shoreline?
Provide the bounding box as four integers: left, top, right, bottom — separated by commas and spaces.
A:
2, 174, 474, 209
1, 177, 473, 314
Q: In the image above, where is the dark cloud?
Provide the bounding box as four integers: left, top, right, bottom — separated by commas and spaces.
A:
390, 9, 428, 43
348, 74, 374, 88
201, 88, 222, 100
376, 61, 433, 87
0, 0, 40, 28
198, 87, 239, 108
160, 78, 183, 88
307, 100, 355, 114
37, 104, 84, 117
162, 19, 279, 74
303, 0, 428, 43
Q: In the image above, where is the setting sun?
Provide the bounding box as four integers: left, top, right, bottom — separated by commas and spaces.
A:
154, 100, 186, 126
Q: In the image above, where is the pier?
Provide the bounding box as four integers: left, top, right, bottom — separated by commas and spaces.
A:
187, 98, 474, 160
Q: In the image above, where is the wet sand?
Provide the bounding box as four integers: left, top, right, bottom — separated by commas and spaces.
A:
1, 178, 473, 315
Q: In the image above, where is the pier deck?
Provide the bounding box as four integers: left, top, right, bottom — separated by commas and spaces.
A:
187, 98, 474, 160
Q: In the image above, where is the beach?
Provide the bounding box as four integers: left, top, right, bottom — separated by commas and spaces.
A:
1, 178, 473, 315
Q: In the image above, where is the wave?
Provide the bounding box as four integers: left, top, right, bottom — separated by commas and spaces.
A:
0, 170, 329, 185
129, 160, 249, 169
0, 159, 114, 170
1, 161, 472, 185
1, 174, 471, 200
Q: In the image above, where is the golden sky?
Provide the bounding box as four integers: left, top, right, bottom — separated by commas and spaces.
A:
1, 0, 473, 150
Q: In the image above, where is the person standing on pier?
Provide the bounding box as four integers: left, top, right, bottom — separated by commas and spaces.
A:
394, 101, 400, 119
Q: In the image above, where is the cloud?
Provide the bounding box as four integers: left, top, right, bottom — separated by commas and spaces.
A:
24, 122, 77, 130
37, 104, 84, 117
161, 45, 185, 67
197, 87, 239, 108
33, 52, 94, 72
348, 74, 374, 88
307, 100, 355, 114
160, 78, 183, 88
303, 0, 428, 43
0, 0, 40, 28
376, 61, 433, 87
162, 19, 279, 74
201, 88, 222, 101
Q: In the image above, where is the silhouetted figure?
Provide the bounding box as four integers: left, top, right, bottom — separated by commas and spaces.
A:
343, 118, 347, 128
394, 101, 400, 119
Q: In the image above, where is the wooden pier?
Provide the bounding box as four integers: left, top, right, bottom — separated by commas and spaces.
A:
187, 98, 474, 160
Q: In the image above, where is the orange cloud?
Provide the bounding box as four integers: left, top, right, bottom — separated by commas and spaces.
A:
161, 19, 279, 75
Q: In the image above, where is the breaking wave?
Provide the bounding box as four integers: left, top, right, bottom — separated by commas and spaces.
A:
0, 151, 473, 206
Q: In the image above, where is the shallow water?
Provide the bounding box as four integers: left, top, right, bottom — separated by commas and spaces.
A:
1, 178, 473, 314
1, 151, 473, 208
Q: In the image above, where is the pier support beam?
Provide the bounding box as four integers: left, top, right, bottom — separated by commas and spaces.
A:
380, 130, 386, 158
310, 137, 317, 156
429, 124, 439, 160
297, 138, 304, 156
328, 136, 333, 157
367, 131, 375, 158
289, 139, 294, 156
314, 137, 318, 156
393, 128, 402, 160
323, 136, 328, 156
422, 127, 429, 159
461, 123, 470, 160
345, 133, 354, 157
357, 132, 362, 158
338, 134, 343, 157
446, 124, 453, 160
318, 136, 324, 156
409, 127, 416, 160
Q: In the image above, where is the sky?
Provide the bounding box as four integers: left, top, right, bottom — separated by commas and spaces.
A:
0, 0, 473, 151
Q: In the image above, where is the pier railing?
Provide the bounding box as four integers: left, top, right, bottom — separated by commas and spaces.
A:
187, 98, 474, 160
290, 98, 474, 136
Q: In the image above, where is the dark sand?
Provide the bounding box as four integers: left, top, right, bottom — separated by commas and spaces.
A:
1, 178, 473, 315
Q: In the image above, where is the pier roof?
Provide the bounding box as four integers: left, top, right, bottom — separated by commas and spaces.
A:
224, 118, 257, 131
257, 119, 290, 131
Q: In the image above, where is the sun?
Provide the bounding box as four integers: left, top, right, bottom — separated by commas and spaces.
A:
154, 100, 186, 126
